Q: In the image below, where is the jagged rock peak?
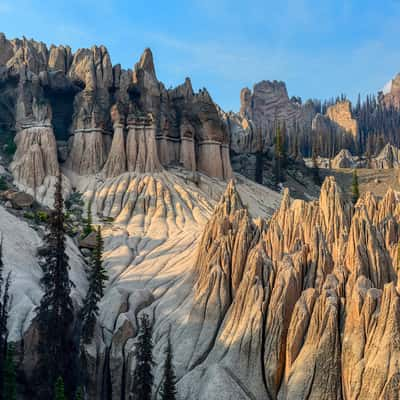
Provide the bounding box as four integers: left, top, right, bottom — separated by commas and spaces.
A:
214, 179, 244, 216
135, 47, 157, 79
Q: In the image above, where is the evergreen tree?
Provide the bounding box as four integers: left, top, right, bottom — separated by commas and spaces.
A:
83, 201, 93, 238
274, 123, 283, 186
311, 144, 321, 185
159, 337, 177, 400
280, 121, 288, 168
254, 127, 264, 184
351, 169, 360, 204
0, 270, 11, 396
36, 172, 74, 398
81, 226, 107, 343
75, 386, 84, 400
132, 314, 154, 400
0, 272, 11, 344
3, 344, 17, 400
54, 377, 66, 400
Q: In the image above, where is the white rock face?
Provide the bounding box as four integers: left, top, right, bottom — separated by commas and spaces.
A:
11, 126, 59, 192
6, 169, 400, 400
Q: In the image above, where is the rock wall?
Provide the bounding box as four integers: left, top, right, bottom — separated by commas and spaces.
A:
226, 80, 317, 154
0, 33, 233, 197
382, 72, 400, 108
326, 100, 358, 138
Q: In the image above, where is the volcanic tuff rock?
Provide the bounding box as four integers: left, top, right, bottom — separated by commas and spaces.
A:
3, 32, 400, 400
371, 143, 400, 168
331, 148, 356, 169
0, 33, 232, 201
3, 160, 400, 398
230, 81, 316, 152
382, 72, 400, 108
326, 100, 358, 138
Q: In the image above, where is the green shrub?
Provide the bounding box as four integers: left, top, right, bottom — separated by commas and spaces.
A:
0, 176, 8, 190
4, 136, 16, 156
23, 211, 35, 220
36, 210, 49, 222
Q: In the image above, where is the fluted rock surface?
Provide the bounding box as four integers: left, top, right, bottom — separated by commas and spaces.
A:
226, 81, 317, 154
0, 33, 233, 196
4, 168, 400, 399
371, 143, 400, 168
331, 148, 356, 168
326, 100, 358, 138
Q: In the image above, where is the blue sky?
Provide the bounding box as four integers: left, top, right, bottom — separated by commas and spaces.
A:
1, 0, 400, 111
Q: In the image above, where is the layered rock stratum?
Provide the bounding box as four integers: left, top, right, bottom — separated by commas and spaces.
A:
0, 33, 232, 204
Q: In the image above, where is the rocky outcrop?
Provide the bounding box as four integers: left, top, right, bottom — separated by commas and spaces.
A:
331, 148, 356, 168
232, 81, 317, 149
326, 100, 358, 138
0, 33, 233, 196
382, 73, 400, 108
371, 143, 400, 168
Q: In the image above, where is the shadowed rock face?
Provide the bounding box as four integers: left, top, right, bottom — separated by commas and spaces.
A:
0, 33, 232, 198
225, 80, 317, 154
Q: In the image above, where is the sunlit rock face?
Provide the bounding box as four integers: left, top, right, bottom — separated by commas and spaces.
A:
382, 72, 400, 108
80, 175, 400, 399
326, 100, 358, 138
4, 164, 400, 399
0, 33, 233, 203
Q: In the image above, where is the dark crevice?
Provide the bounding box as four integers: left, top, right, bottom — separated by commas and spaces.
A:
44, 90, 75, 141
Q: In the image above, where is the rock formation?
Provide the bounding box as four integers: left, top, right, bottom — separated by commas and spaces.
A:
382, 72, 400, 108
0, 33, 233, 199
3, 32, 400, 400
3, 158, 400, 398
331, 148, 356, 168
228, 80, 317, 153
326, 100, 358, 138
371, 143, 400, 168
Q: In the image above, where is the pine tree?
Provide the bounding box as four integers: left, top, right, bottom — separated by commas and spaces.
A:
132, 314, 154, 400
351, 169, 360, 204
3, 344, 17, 400
55, 377, 66, 400
274, 123, 283, 186
159, 337, 177, 400
254, 127, 264, 184
0, 264, 11, 397
81, 226, 107, 343
0, 272, 11, 344
36, 172, 74, 397
75, 386, 84, 400
83, 201, 93, 238
311, 144, 321, 185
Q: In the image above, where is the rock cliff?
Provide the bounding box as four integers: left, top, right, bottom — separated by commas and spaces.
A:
326, 100, 358, 138
0, 33, 232, 201
382, 72, 400, 108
